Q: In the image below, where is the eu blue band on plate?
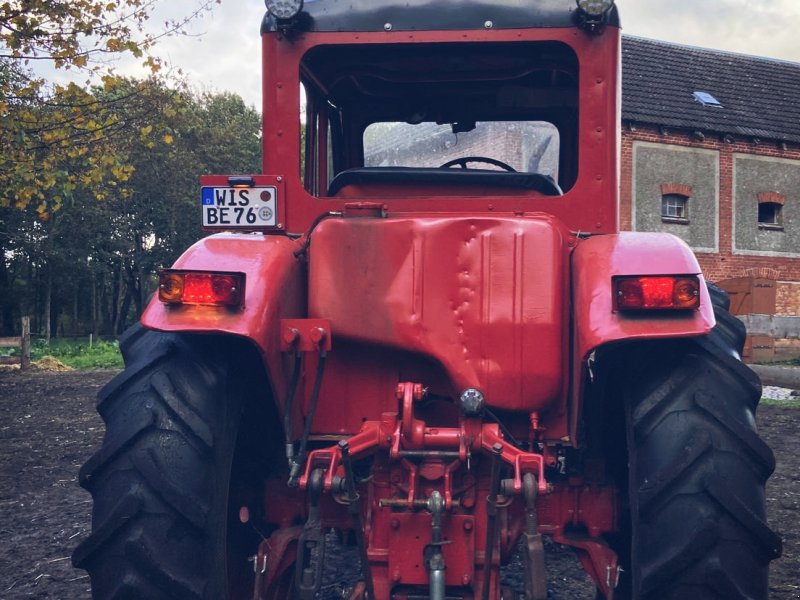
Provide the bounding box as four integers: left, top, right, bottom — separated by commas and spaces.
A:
202, 188, 215, 206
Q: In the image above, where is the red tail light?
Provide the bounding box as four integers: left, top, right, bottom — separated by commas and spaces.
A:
613, 275, 700, 311
158, 270, 245, 307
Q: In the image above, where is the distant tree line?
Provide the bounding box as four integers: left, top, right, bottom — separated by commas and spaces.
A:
0, 1, 261, 339
0, 77, 261, 338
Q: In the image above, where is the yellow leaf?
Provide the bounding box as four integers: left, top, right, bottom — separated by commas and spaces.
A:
163, 134, 174, 145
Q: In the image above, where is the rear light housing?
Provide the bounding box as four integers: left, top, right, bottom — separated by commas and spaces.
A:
613, 275, 700, 311
158, 270, 245, 307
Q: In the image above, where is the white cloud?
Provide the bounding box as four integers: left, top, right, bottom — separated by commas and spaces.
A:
617, 0, 800, 61
147, 2, 264, 106
177, 1, 800, 107
31, 1, 800, 109
31, 2, 265, 107
109, 1, 265, 107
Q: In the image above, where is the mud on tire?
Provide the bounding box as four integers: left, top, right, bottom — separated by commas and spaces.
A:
622, 287, 782, 599
72, 325, 275, 600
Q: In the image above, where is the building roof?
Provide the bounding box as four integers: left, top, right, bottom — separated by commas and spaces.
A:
622, 36, 800, 144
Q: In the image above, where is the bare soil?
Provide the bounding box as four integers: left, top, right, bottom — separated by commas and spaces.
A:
0, 369, 797, 599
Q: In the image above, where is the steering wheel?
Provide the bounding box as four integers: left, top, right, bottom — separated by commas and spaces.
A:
439, 156, 517, 172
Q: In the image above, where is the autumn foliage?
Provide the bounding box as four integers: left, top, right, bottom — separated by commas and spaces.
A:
0, 1, 265, 339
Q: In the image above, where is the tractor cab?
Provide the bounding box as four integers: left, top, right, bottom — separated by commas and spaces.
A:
255, 0, 621, 234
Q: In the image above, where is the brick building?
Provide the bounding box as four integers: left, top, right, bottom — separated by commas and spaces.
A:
621, 36, 800, 324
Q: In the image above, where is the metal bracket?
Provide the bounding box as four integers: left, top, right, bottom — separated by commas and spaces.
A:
553, 534, 620, 599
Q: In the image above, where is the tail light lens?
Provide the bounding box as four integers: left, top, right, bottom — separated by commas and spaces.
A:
613, 275, 700, 311
158, 270, 245, 307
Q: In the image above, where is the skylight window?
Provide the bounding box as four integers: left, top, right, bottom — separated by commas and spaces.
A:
693, 91, 723, 107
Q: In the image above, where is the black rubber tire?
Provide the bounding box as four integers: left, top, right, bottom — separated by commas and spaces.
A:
72, 324, 275, 600
622, 288, 782, 599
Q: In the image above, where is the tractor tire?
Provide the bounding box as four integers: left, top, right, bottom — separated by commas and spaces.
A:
623, 287, 782, 599
72, 324, 275, 600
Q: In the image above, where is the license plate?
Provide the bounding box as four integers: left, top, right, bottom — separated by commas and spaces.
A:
201, 186, 277, 228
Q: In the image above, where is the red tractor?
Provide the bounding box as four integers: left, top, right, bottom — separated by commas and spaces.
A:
73, 1, 782, 598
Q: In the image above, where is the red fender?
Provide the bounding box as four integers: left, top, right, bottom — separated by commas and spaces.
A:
573, 232, 715, 358
141, 232, 306, 400
570, 232, 715, 441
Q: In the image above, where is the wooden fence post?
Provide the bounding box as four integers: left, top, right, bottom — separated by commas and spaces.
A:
20, 316, 31, 371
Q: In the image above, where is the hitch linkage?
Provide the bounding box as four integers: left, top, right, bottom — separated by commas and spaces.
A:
340, 440, 377, 600
292, 381, 551, 600
424, 491, 447, 600
482, 443, 504, 600
294, 469, 325, 600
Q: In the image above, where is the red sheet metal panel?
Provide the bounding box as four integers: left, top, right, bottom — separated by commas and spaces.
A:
386, 513, 476, 588
308, 214, 570, 412
572, 231, 715, 363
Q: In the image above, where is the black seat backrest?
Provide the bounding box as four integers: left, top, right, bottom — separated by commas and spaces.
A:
327, 167, 563, 197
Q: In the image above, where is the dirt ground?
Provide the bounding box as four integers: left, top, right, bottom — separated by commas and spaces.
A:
0, 369, 797, 599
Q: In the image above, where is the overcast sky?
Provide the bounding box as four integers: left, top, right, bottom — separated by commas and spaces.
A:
84, 0, 800, 108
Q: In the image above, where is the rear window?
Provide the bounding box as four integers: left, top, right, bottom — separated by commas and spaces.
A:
300, 41, 579, 196
364, 121, 559, 181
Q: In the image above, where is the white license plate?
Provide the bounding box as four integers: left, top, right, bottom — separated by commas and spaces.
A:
201, 186, 277, 228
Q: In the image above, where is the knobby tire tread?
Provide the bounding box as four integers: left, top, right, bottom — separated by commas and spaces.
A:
625, 287, 781, 600
73, 329, 242, 600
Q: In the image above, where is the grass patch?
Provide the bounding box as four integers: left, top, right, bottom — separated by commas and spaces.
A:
781, 358, 800, 366
754, 356, 800, 366
761, 397, 800, 409
30, 339, 123, 370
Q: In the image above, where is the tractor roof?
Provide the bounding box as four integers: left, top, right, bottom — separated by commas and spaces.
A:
262, 0, 620, 33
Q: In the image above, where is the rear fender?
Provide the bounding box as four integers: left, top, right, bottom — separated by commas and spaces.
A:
141, 233, 305, 402
570, 232, 715, 441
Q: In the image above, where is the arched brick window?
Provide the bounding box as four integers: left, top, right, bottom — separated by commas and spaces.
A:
757, 191, 784, 229
661, 183, 692, 223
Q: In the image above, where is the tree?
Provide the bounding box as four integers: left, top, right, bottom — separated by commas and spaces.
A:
0, 76, 263, 337
1, 1, 219, 70
101, 83, 262, 332
0, 1, 228, 338
0, 1, 220, 213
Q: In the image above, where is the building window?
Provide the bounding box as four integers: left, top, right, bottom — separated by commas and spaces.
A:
758, 203, 783, 227
661, 194, 689, 223
757, 191, 785, 230
660, 183, 691, 224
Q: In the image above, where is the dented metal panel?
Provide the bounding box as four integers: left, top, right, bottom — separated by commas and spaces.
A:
308, 214, 570, 411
